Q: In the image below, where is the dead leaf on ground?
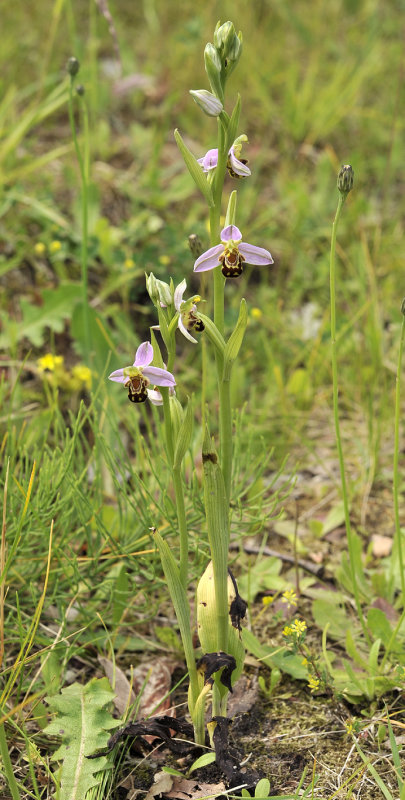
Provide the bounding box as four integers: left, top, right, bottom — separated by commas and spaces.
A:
99, 655, 178, 720
165, 776, 226, 799
227, 674, 259, 717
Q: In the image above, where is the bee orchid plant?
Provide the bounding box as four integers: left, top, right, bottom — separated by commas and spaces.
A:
108, 21, 273, 747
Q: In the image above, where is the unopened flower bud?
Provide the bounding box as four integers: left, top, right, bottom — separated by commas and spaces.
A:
67, 57, 80, 77
337, 164, 354, 196
189, 89, 223, 117
204, 42, 223, 101
145, 272, 172, 307
188, 234, 204, 259
213, 20, 242, 74
76, 84, 85, 96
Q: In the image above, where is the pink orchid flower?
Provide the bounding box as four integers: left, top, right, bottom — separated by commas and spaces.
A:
108, 342, 175, 404
193, 224, 273, 278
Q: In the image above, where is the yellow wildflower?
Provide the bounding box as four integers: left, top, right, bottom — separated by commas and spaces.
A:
159, 254, 170, 265
34, 242, 46, 256
37, 354, 64, 372
308, 676, 320, 692
282, 589, 297, 607
251, 307, 262, 320
282, 625, 292, 637
124, 258, 135, 269
262, 595, 274, 606
291, 619, 307, 635
301, 657, 308, 666
71, 365, 92, 390
50, 240, 62, 253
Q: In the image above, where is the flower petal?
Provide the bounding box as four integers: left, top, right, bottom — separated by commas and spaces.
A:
228, 148, 251, 177
239, 241, 274, 266
194, 244, 223, 273
221, 224, 242, 242
108, 368, 127, 384
134, 341, 153, 367
199, 148, 219, 172
142, 366, 176, 387
147, 388, 163, 405
174, 279, 187, 312
178, 315, 198, 343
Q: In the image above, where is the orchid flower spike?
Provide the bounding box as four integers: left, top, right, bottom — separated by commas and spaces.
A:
174, 279, 205, 343
194, 224, 274, 278
108, 342, 175, 404
198, 135, 251, 179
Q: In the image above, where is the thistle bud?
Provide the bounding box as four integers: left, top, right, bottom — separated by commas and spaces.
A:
188, 234, 204, 259
66, 57, 80, 77
189, 89, 223, 117
337, 164, 354, 196
204, 42, 223, 102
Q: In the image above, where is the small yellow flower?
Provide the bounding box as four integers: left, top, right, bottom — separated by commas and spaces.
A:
262, 595, 274, 606
34, 242, 46, 256
307, 676, 320, 692
290, 619, 307, 635
251, 307, 262, 320
37, 354, 64, 372
345, 720, 354, 735
282, 589, 297, 607
50, 240, 62, 253
301, 657, 308, 666
159, 254, 170, 265
124, 258, 135, 269
282, 625, 292, 637
71, 365, 92, 389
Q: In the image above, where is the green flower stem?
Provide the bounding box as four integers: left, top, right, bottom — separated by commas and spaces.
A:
381, 310, 405, 668
173, 466, 189, 588
161, 388, 189, 587
392, 311, 405, 603
68, 79, 91, 368
0, 723, 21, 800
330, 194, 370, 643
219, 377, 232, 505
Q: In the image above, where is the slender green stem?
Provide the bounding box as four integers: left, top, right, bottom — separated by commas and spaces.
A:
173, 466, 188, 587
330, 194, 370, 643
0, 723, 21, 800
68, 79, 91, 367
392, 312, 405, 602
161, 388, 189, 586
219, 378, 232, 505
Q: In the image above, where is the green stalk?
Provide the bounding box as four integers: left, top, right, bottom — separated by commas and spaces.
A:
161, 389, 189, 587
67, 77, 91, 367
330, 191, 370, 643
0, 723, 21, 800
392, 309, 405, 603
381, 308, 405, 668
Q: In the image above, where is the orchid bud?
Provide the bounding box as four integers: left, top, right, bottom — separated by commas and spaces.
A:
337, 164, 354, 196
188, 234, 204, 259
146, 273, 172, 307
189, 89, 223, 117
67, 57, 80, 77
213, 20, 242, 75
204, 43, 223, 102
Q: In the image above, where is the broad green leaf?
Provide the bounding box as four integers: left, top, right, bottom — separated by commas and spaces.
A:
311, 597, 350, 640
174, 129, 214, 207
243, 628, 307, 680
44, 677, 120, 800
366, 607, 393, 648
223, 299, 248, 381
0, 283, 80, 349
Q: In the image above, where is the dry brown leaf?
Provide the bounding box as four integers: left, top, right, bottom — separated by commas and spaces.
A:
227, 674, 259, 717
144, 770, 173, 799
98, 656, 135, 715
132, 657, 177, 719
165, 776, 226, 799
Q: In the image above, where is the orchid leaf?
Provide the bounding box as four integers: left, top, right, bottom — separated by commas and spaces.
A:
174, 129, 214, 207
223, 298, 247, 381
43, 677, 120, 800
173, 398, 193, 469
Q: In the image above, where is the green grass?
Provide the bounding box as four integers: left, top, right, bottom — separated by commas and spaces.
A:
1, 0, 405, 796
